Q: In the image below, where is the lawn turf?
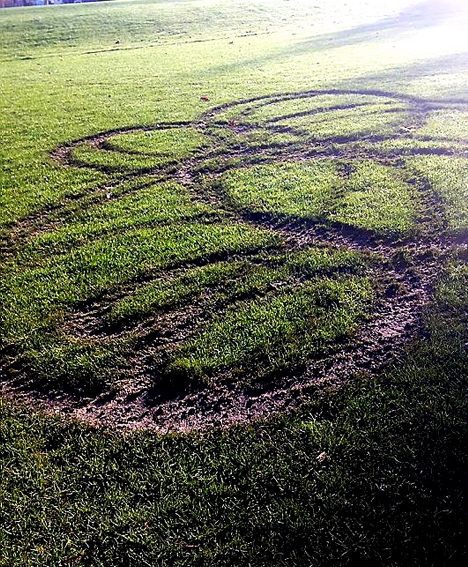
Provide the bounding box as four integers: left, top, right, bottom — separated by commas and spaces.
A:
1, 0, 468, 565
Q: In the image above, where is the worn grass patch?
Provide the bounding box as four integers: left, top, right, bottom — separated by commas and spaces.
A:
249, 95, 409, 140
107, 246, 368, 322
22, 181, 220, 254
0, 278, 466, 565
1, 221, 279, 392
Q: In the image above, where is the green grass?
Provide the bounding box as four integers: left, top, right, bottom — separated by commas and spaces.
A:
8, 223, 275, 312
218, 161, 338, 218
0, 283, 466, 565
70, 142, 166, 172
1, 221, 278, 390
1, 0, 468, 565
166, 276, 372, 387
107, 246, 368, 322
409, 156, 468, 233
109, 246, 372, 389
417, 108, 468, 141
26, 338, 127, 394
218, 160, 418, 234
106, 127, 207, 157
328, 161, 418, 234
70, 127, 208, 172
0, 0, 414, 62
108, 246, 372, 391
22, 181, 220, 254
242, 95, 410, 140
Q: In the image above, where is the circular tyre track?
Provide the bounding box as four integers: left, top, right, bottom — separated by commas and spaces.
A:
1, 89, 468, 433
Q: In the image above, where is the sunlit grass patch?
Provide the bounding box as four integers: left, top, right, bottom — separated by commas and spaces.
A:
164, 276, 373, 387
106, 127, 208, 158
328, 161, 418, 234
217, 160, 417, 234
247, 94, 362, 122
70, 142, 164, 172
408, 155, 468, 232
282, 103, 408, 140
217, 160, 337, 218
22, 181, 220, 256
0, 162, 107, 235
69, 127, 208, 172
206, 124, 302, 151
417, 109, 468, 140
218, 93, 403, 122
222, 94, 410, 140
374, 137, 466, 153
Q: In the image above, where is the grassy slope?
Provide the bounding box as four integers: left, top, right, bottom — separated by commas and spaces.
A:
1, 0, 468, 565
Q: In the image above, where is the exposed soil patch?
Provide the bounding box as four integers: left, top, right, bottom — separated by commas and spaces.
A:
1, 88, 467, 433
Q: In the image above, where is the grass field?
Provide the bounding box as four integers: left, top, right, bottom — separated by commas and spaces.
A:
1, 0, 468, 565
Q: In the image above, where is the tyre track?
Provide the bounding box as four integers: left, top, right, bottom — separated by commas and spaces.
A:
1, 88, 467, 432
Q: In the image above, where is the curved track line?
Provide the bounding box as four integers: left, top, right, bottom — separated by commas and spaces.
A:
1, 89, 468, 432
